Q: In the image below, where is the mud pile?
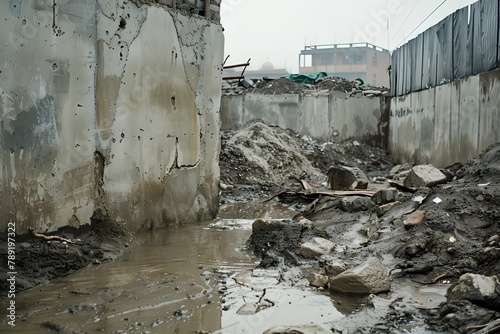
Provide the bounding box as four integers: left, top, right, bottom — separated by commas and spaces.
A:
0, 213, 136, 293
219, 123, 324, 194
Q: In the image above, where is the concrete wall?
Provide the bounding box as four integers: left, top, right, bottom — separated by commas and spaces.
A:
0, 0, 224, 233
390, 67, 500, 167
221, 92, 389, 146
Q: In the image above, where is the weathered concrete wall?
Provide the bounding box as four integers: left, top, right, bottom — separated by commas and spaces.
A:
390, 67, 500, 167
221, 92, 388, 145
0, 0, 224, 233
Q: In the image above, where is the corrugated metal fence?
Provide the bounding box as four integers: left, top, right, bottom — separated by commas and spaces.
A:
391, 0, 500, 96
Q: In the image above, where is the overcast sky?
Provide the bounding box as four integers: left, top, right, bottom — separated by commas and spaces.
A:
221, 0, 478, 73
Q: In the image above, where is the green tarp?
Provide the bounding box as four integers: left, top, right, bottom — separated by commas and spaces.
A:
287, 72, 328, 85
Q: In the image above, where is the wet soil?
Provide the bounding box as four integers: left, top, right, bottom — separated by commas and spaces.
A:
0, 212, 135, 294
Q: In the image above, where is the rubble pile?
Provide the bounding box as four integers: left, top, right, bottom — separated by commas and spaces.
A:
222, 76, 390, 97
219, 122, 500, 333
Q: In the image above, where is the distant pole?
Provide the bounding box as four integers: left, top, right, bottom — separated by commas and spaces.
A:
387, 19, 390, 49
205, 0, 210, 18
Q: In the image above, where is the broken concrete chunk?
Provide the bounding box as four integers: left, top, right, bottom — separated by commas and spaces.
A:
446, 274, 499, 303
377, 201, 399, 217
329, 257, 391, 294
327, 166, 369, 190
307, 272, 329, 288
404, 210, 426, 229
340, 196, 376, 212
264, 324, 332, 334
300, 237, 335, 258
250, 219, 312, 254
372, 187, 401, 204
403, 165, 447, 188
325, 263, 347, 277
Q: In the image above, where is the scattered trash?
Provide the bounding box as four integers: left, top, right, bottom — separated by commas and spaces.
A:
433, 197, 442, 204
477, 182, 491, 187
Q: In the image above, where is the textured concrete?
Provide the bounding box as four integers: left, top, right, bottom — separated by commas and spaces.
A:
390, 67, 500, 167
221, 92, 389, 146
0, 0, 223, 232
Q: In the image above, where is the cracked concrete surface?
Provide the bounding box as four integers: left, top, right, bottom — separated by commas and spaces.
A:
0, 0, 223, 232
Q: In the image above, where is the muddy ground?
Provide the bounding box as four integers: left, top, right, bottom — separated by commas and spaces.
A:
220, 122, 500, 333
0, 211, 136, 293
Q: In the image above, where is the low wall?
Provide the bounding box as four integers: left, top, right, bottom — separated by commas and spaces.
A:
221, 92, 389, 147
0, 0, 224, 232
390, 67, 500, 167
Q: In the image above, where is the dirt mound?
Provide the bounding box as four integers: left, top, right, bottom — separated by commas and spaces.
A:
0, 214, 136, 293
458, 142, 500, 184
219, 123, 323, 189
249, 78, 309, 95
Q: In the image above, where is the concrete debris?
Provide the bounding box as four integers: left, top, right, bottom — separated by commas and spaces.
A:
300, 237, 335, 258
404, 210, 426, 229
263, 324, 332, 334
371, 187, 401, 204
446, 274, 500, 305
307, 272, 329, 288
324, 263, 347, 277
340, 196, 376, 212
329, 257, 391, 295
222, 76, 389, 97
327, 166, 369, 190
377, 201, 399, 217
403, 164, 448, 188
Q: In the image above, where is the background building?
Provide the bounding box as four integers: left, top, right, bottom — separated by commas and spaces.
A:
299, 42, 390, 87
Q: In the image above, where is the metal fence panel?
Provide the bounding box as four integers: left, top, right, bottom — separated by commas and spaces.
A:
422, 29, 431, 89
480, 0, 499, 71
471, 2, 482, 74
391, 49, 398, 96
453, 6, 472, 79
413, 33, 424, 91
435, 14, 453, 84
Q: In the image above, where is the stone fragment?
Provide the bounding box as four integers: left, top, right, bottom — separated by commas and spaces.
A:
264, 324, 332, 334
389, 164, 401, 175
327, 166, 369, 190
340, 196, 376, 212
307, 272, 329, 288
404, 210, 426, 229
236, 302, 257, 315
403, 164, 447, 188
372, 187, 400, 204
300, 237, 335, 258
325, 263, 346, 277
329, 257, 391, 294
446, 274, 499, 303
250, 219, 312, 254
377, 201, 399, 217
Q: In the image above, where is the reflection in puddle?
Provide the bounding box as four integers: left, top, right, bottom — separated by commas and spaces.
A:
0, 206, 346, 333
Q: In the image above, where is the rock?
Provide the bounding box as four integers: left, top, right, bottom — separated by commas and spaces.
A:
404, 210, 426, 229
340, 196, 376, 212
389, 164, 401, 175
250, 219, 312, 254
377, 202, 399, 217
372, 188, 401, 204
403, 164, 447, 188
329, 258, 391, 294
236, 302, 257, 315
307, 273, 329, 288
263, 324, 332, 334
446, 274, 500, 308
325, 263, 346, 277
327, 166, 369, 190
300, 237, 335, 258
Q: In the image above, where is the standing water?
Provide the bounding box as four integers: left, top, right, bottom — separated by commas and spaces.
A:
1, 204, 344, 333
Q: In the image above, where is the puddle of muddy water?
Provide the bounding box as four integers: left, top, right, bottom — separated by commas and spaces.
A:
0, 204, 340, 333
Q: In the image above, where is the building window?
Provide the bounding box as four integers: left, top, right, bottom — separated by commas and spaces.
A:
372, 53, 378, 66
343, 55, 350, 64
353, 54, 364, 64
372, 73, 377, 86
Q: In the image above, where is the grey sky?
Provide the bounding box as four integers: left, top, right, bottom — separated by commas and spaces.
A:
221, 0, 477, 73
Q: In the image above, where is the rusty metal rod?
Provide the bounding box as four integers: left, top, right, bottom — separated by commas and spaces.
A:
223, 76, 245, 80
223, 62, 250, 70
